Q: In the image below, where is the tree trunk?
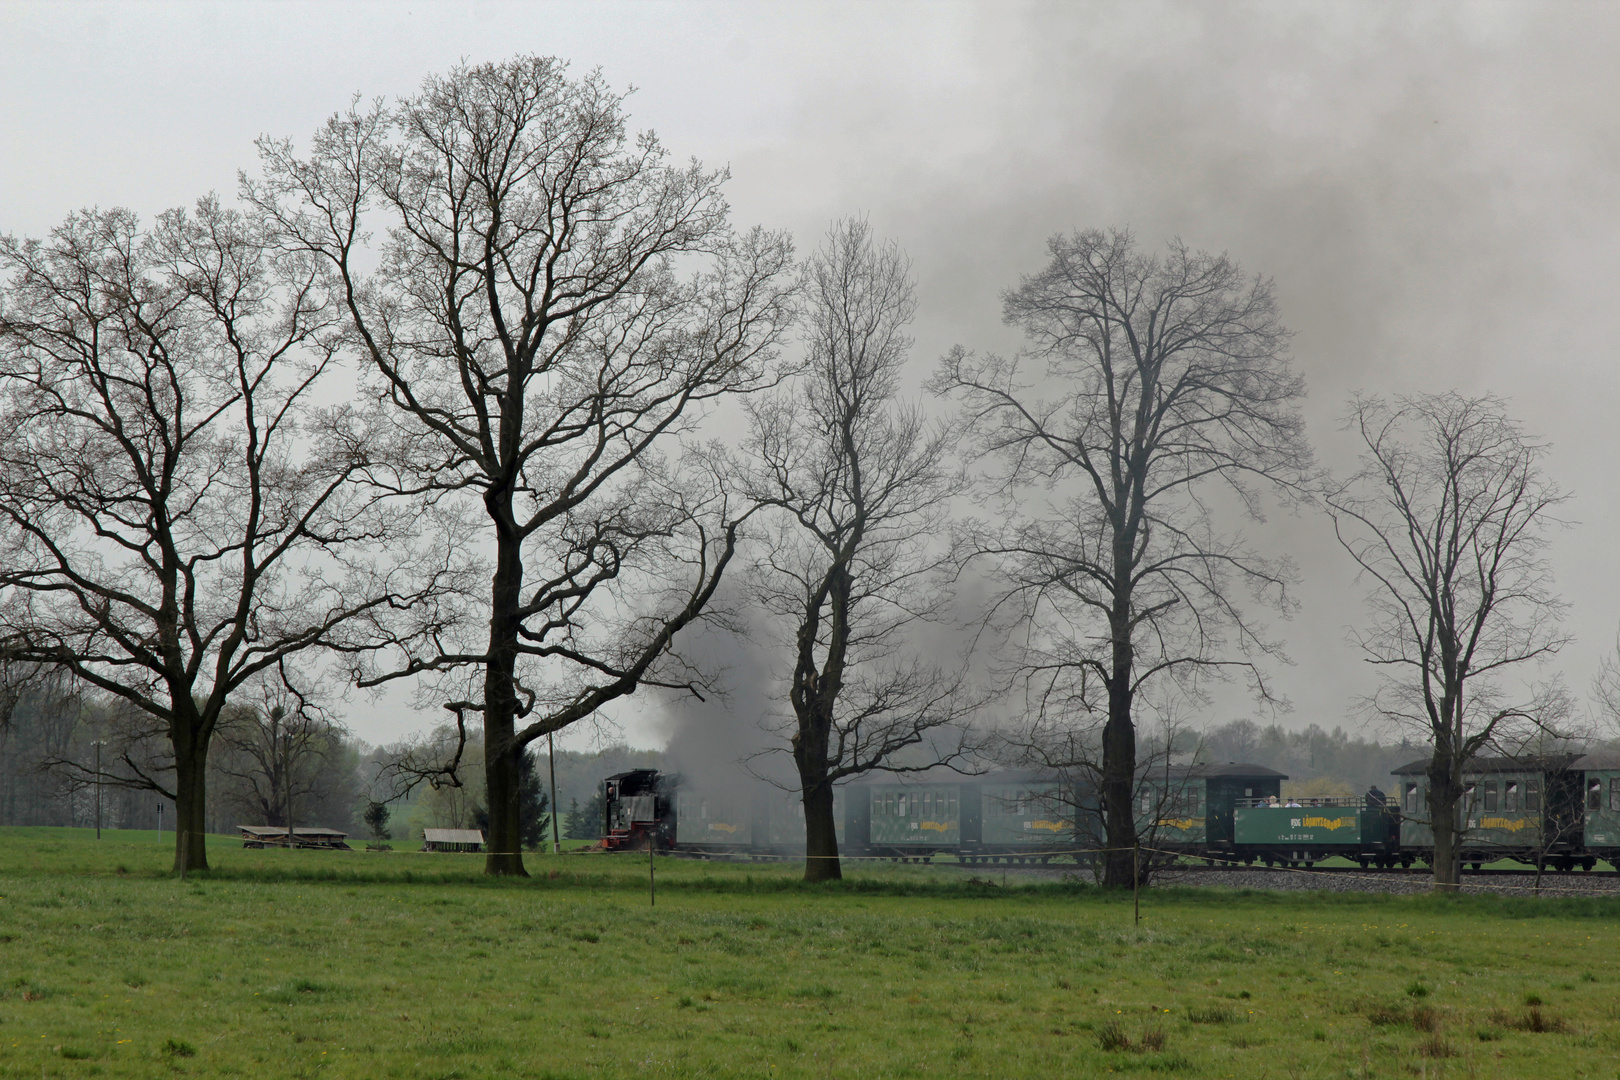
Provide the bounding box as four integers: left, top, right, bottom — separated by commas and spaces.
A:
483, 499, 527, 877
793, 703, 843, 883
1100, 626, 1137, 887
802, 777, 842, 883
1427, 755, 1463, 890
171, 738, 210, 875
1100, 700, 1137, 887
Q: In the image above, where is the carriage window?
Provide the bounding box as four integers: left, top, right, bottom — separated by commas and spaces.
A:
1610, 778, 1620, 813
1504, 782, 1519, 812
948, 792, 958, 817
1526, 779, 1541, 812
923, 792, 933, 816
1404, 783, 1418, 812
1140, 791, 1152, 815
1588, 779, 1603, 811
885, 793, 895, 816
1483, 780, 1498, 812
1463, 782, 1476, 811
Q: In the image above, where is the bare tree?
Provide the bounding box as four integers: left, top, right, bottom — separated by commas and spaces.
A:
1590, 629, 1620, 729
1327, 392, 1569, 889
249, 57, 797, 875
211, 673, 347, 833
742, 219, 975, 882
0, 203, 454, 873
0, 663, 89, 826
934, 228, 1311, 886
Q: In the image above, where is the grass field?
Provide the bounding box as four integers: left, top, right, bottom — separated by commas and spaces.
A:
1, 828, 1617, 1078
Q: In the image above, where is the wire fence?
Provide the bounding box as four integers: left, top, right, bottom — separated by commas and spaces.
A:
146, 828, 1620, 897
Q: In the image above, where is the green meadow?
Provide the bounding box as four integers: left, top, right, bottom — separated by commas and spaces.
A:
1, 828, 1616, 1078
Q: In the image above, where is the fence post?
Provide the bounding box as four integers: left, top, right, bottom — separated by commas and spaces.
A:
1133, 840, 1141, 927
649, 840, 656, 907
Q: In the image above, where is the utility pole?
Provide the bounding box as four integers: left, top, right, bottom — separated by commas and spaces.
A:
549, 732, 560, 855
285, 726, 294, 850
272, 705, 294, 850
93, 740, 103, 840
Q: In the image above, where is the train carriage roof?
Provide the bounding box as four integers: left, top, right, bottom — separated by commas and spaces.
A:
1135, 763, 1287, 781
1571, 752, 1620, 772
1390, 755, 1581, 776
1185, 762, 1288, 779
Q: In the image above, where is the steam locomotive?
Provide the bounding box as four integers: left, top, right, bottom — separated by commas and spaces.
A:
601, 751, 1620, 870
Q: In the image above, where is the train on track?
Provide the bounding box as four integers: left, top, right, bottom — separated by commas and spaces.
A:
600, 751, 1620, 871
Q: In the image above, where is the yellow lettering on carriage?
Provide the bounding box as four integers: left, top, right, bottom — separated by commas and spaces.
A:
1478, 816, 1528, 832
1301, 816, 1356, 831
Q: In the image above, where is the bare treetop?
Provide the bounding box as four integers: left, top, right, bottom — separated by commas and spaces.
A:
1331, 392, 1568, 690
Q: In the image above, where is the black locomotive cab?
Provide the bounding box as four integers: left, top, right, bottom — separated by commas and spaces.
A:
602, 769, 676, 851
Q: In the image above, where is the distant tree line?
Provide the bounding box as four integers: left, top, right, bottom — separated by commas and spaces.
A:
0, 673, 651, 846
1193, 719, 1421, 795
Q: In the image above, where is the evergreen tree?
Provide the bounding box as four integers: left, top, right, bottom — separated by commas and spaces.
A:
475, 750, 550, 851
363, 800, 391, 843
517, 750, 550, 852
564, 793, 603, 840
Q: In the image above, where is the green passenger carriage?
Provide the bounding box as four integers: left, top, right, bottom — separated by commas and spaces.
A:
1391, 756, 1587, 870
1576, 753, 1620, 864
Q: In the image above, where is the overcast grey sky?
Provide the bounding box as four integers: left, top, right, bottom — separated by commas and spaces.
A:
4, 1, 1618, 751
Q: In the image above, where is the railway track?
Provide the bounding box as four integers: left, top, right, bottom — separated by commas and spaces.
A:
667, 848, 1620, 880
1155, 862, 1620, 879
